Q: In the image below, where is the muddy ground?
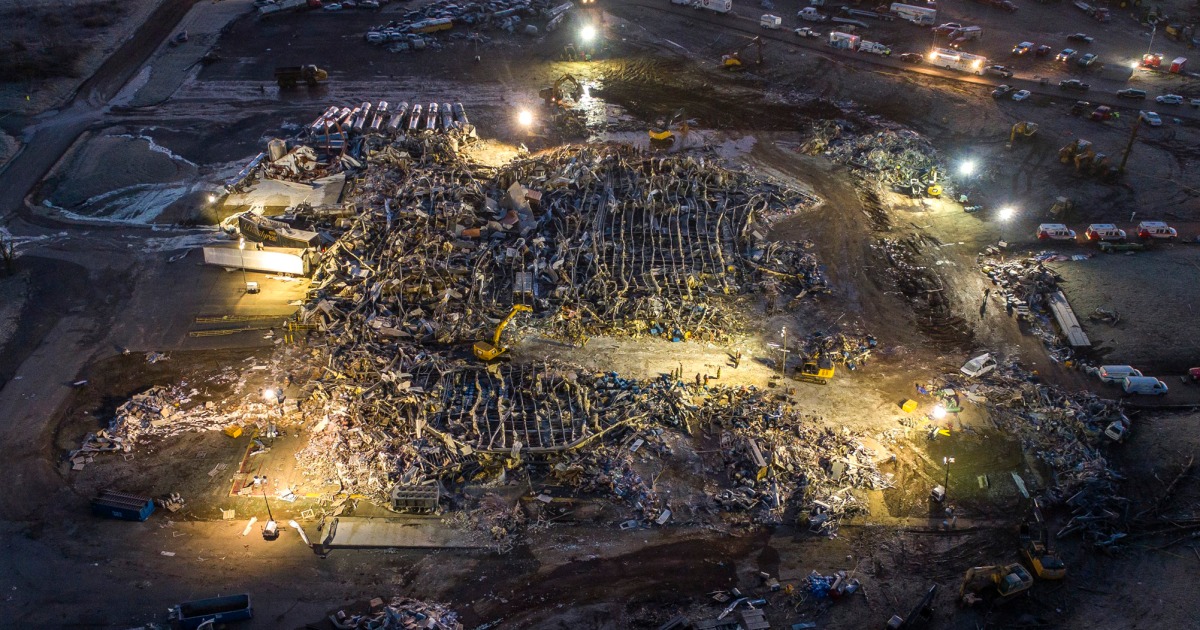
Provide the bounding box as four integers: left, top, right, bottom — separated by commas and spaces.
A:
3, 1, 1200, 629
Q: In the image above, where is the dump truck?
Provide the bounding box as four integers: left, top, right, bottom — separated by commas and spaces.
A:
274, 64, 328, 88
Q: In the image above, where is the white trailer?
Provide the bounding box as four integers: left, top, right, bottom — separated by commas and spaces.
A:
695, 0, 732, 13
890, 3, 936, 26
203, 245, 312, 276
828, 31, 861, 50
797, 7, 828, 22
927, 47, 987, 74
760, 14, 782, 29
258, 0, 306, 16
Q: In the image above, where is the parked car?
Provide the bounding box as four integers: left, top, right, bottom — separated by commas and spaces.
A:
1085, 224, 1127, 242
1012, 89, 1031, 101
323, 2, 343, 9
1191, 98, 1200, 108
1012, 41, 1034, 55
794, 27, 819, 38
1099, 365, 1142, 383
1059, 79, 1090, 92
1155, 94, 1184, 105
1117, 88, 1147, 99
998, 0, 1017, 11
1067, 33, 1094, 44
1056, 48, 1077, 62
1077, 53, 1098, 67
1139, 110, 1162, 126
1070, 100, 1091, 116
984, 65, 1014, 78
899, 52, 923, 63
992, 84, 1014, 98
1091, 105, 1113, 121
1037, 223, 1076, 241
934, 23, 963, 36
1034, 45, 1052, 57
1137, 220, 1177, 239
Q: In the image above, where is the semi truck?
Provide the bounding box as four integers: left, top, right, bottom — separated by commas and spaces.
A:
890, 3, 936, 26
696, 0, 732, 13
928, 47, 987, 74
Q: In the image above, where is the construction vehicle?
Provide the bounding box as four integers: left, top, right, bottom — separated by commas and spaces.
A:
722, 36, 764, 69
649, 108, 689, 146
473, 305, 532, 361
959, 564, 1033, 606
274, 64, 328, 89
539, 74, 583, 107
796, 354, 835, 385
1059, 138, 1094, 167
1006, 121, 1038, 148
885, 584, 937, 629
1020, 500, 1066, 580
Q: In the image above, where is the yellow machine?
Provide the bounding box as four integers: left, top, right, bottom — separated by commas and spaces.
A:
473, 304, 532, 361
649, 108, 689, 145
539, 74, 583, 107
1020, 500, 1066, 580
722, 36, 764, 69
1007, 121, 1039, 148
796, 355, 835, 385
274, 64, 328, 89
959, 564, 1034, 606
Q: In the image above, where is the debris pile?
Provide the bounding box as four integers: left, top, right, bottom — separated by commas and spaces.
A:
805, 121, 942, 189
980, 253, 1074, 357
74, 384, 258, 455
874, 236, 972, 344
329, 597, 462, 630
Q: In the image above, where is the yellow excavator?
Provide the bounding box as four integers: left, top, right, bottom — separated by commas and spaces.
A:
959, 563, 1033, 606
649, 108, 689, 146
539, 74, 583, 107
1006, 121, 1039, 149
1020, 500, 1066, 580
796, 354, 835, 385
473, 304, 532, 361
722, 36, 764, 69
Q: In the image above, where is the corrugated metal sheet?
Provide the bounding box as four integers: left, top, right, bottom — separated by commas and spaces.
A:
1048, 290, 1091, 348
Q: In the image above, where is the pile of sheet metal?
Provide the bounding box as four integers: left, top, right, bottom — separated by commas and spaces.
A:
804, 121, 943, 190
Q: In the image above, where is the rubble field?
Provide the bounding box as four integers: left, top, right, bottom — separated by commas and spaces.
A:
7, 0, 1200, 628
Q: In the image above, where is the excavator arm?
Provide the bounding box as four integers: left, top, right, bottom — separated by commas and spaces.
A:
474, 304, 533, 361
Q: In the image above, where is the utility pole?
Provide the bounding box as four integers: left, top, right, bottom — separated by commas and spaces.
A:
238, 237, 248, 290
1119, 113, 1142, 174
943, 456, 955, 501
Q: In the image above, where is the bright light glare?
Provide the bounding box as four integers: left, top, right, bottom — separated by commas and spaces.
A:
263, 388, 277, 402
239, 237, 246, 250
998, 206, 1016, 222
517, 109, 533, 127
580, 25, 597, 42
1129, 61, 1140, 69
932, 405, 947, 420
958, 159, 977, 176
207, 194, 217, 203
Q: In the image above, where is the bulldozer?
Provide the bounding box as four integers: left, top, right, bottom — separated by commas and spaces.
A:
959, 563, 1034, 606
796, 354, 835, 385
722, 36, 764, 69
473, 304, 532, 361
274, 64, 328, 89
649, 108, 689, 146
539, 74, 583, 108
1006, 121, 1038, 149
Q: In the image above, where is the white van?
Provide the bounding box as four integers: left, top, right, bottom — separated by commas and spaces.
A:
1098, 365, 1142, 383
1085, 224, 1126, 242
1123, 376, 1168, 396
1036, 223, 1076, 241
